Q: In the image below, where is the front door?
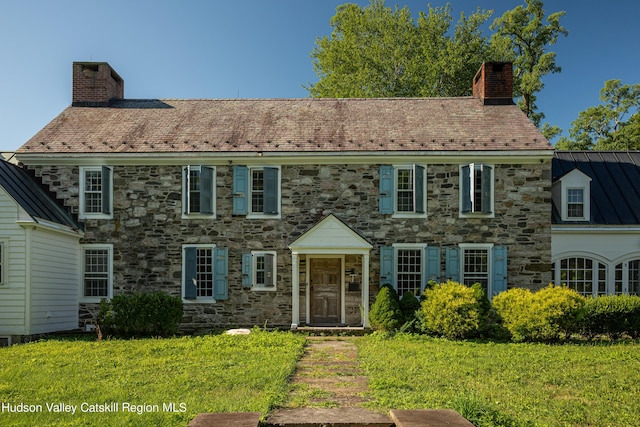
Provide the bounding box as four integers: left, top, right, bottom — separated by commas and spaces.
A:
310, 258, 341, 325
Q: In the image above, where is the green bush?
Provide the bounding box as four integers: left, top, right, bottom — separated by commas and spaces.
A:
399, 291, 421, 324
493, 285, 585, 342
419, 281, 487, 340
580, 295, 640, 339
369, 285, 402, 332
97, 292, 184, 338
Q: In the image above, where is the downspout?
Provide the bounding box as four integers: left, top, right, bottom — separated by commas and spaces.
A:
24, 225, 32, 336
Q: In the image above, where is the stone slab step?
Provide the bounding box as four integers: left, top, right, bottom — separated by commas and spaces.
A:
187, 411, 262, 427
390, 409, 474, 427
265, 407, 393, 426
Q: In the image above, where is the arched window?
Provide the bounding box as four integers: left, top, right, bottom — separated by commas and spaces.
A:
614, 259, 640, 296
554, 257, 606, 297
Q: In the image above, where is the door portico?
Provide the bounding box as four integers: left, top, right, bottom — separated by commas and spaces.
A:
289, 214, 373, 328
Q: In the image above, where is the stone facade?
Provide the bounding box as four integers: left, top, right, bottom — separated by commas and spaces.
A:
28, 159, 552, 331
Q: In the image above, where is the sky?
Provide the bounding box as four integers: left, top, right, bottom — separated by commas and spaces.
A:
0, 0, 638, 152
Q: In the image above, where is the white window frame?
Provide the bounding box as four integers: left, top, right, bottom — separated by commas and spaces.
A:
79, 166, 113, 219
553, 169, 591, 222
251, 251, 278, 291
566, 187, 585, 220
392, 243, 427, 297
393, 165, 427, 218
459, 243, 493, 294
182, 165, 216, 219
552, 254, 607, 297
81, 244, 113, 303
248, 166, 281, 219
182, 244, 217, 302
459, 163, 495, 218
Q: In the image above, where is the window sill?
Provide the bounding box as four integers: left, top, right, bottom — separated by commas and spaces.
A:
251, 287, 278, 292
182, 298, 219, 304
459, 211, 495, 219
79, 213, 113, 220
181, 213, 217, 220
391, 212, 427, 219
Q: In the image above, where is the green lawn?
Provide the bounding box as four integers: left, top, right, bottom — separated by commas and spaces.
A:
356, 334, 640, 427
0, 331, 305, 427
2, 332, 639, 426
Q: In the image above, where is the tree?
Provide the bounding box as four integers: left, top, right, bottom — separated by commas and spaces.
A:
307, 0, 497, 98
490, 0, 568, 127
556, 80, 640, 150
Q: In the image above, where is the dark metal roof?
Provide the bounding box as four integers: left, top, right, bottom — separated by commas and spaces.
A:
0, 159, 79, 229
552, 151, 640, 225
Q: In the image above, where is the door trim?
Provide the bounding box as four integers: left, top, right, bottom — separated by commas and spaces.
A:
306, 255, 345, 325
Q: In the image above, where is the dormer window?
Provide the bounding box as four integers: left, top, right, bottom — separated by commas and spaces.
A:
552, 168, 591, 222
567, 188, 584, 219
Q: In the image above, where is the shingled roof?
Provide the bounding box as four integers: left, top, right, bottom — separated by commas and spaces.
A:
0, 159, 79, 229
17, 97, 551, 155
552, 151, 640, 225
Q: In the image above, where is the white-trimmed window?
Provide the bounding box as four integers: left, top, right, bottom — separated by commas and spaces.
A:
79, 166, 113, 219
445, 244, 508, 299
232, 166, 281, 217
379, 165, 426, 216
242, 251, 277, 290
379, 244, 440, 297
554, 256, 607, 297
567, 188, 585, 219
183, 165, 215, 217
460, 163, 494, 217
81, 244, 113, 302
614, 259, 640, 296
182, 245, 228, 301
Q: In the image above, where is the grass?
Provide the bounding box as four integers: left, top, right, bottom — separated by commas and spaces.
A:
0, 330, 305, 427
356, 333, 640, 427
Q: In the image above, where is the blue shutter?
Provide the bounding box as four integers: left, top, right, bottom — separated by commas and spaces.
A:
213, 247, 228, 300
263, 167, 279, 214
415, 165, 425, 214
426, 246, 441, 284
492, 246, 508, 297
183, 167, 190, 215
379, 165, 394, 214
101, 166, 112, 215
445, 247, 460, 283
242, 253, 253, 288
380, 246, 395, 288
232, 166, 248, 215
481, 165, 492, 214
264, 253, 275, 287
200, 166, 214, 214
461, 165, 471, 213
184, 247, 197, 299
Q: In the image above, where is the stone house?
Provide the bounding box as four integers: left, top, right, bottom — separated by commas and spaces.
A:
13, 61, 553, 331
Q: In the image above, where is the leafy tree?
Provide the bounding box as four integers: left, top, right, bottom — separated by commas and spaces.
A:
556, 80, 640, 150
307, 0, 496, 98
490, 0, 568, 127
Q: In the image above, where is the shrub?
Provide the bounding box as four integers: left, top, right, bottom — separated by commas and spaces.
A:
580, 295, 640, 339
399, 291, 421, 324
97, 292, 184, 338
369, 285, 402, 332
419, 281, 487, 340
493, 285, 585, 342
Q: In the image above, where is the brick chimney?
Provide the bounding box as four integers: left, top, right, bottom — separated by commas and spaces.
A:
72, 62, 124, 107
472, 62, 513, 105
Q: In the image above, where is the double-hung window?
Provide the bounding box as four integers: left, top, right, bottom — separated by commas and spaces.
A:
81, 244, 113, 302
232, 166, 280, 217
79, 166, 112, 219
460, 163, 493, 216
446, 244, 507, 299
242, 251, 277, 290
183, 245, 228, 301
566, 188, 584, 219
183, 165, 215, 217
380, 244, 440, 297
379, 165, 426, 216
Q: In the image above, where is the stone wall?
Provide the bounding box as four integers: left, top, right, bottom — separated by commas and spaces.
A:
29, 160, 552, 331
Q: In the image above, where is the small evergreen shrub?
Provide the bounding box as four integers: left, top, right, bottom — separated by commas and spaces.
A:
97, 292, 184, 338
493, 285, 585, 342
369, 285, 402, 332
399, 291, 421, 325
419, 281, 487, 340
580, 295, 640, 339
